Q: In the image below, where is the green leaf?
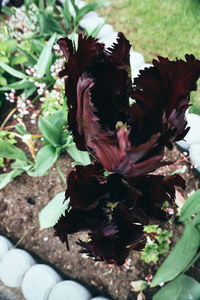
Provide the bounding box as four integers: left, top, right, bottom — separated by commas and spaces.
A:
36, 33, 57, 78
35, 145, 60, 176
1, 6, 13, 16
0, 62, 28, 79
24, 85, 37, 98
0, 140, 27, 162
151, 223, 200, 287
39, 192, 69, 230
10, 55, 27, 66
38, 12, 64, 35
0, 169, 24, 190
38, 116, 62, 147
153, 275, 200, 300
17, 47, 37, 67
15, 124, 30, 136
0, 79, 33, 91
0, 76, 7, 86
31, 39, 44, 55
179, 190, 200, 222
63, 0, 72, 30
67, 143, 91, 165
48, 110, 66, 129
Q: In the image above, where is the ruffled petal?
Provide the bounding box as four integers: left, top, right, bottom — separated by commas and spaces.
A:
130, 55, 200, 148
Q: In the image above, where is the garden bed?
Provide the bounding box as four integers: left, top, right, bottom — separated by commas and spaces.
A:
0, 142, 199, 300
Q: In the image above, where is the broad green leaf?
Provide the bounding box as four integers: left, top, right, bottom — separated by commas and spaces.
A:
0, 169, 24, 190
31, 39, 44, 54
151, 223, 200, 287
36, 33, 57, 78
0, 140, 27, 162
17, 47, 37, 67
48, 110, 66, 129
35, 145, 60, 176
67, 144, 91, 165
0, 76, 7, 86
180, 190, 200, 222
5, 39, 17, 54
10, 54, 27, 66
38, 116, 62, 147
153, 275, 200, 300
0, 62, 28, 79
39, 192, 69, 229
0, 79, 33, 91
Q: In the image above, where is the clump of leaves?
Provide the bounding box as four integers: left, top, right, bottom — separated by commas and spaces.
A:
0, 130, 17, 168
141, 225, 172, 263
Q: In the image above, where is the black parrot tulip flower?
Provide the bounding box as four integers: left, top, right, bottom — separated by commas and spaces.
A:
54, 32, 200, 265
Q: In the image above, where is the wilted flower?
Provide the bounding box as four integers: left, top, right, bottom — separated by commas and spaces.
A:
54, 33, 200, 265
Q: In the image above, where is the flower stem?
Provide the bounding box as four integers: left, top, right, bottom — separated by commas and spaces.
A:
56, 161, 66, 184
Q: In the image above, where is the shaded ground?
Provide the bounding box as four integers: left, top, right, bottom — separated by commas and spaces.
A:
0, 280, 24, 300
0, 142, 199, 299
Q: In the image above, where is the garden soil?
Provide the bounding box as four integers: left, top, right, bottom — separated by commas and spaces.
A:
0, 108, 200, 300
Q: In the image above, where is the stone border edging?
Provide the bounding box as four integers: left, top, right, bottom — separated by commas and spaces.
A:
0, 235, 111, 300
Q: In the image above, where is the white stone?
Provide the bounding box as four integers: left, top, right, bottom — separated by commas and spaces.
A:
48, 280, 91, 300
0, 236, 13, 261
180, 113, 200, 146
97, 24, 114, 39
176, 140, 190, 151
130, 48, 145, 72
132, 63, 152, 81
79, 15, 105, 30
189, 143, 200, 172
22, 264, 61, 300
99, 32, 118, 48
91, 297, 111, 300
0, 249, 35, 287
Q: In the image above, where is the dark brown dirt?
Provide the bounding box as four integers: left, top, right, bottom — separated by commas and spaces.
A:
0, 141, 199, 300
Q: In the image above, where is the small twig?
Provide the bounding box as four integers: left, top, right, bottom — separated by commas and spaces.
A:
14, 229, 30, 248
0, 108, 17, 130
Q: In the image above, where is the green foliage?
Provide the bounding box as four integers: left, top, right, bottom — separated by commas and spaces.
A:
141, 225, 172, 264
151, 223, 200, 287
179, 190, 200, 222
38, 191, 69, 230
152, 189, 200, 298
153, 274, 200, 300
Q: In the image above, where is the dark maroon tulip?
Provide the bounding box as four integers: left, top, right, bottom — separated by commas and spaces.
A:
59, 33, 200, 177
55, 32, 200, 265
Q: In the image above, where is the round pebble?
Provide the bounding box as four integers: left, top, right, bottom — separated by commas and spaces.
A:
0, 236, 13, 261
22, 264, 61, 300
130, 49, 145, 71
48, 280, 91, 300
99, 32, 118, 48
91, 297, 111, 300
189, 143, 200, 173
183, 113, 200, 145
97, 24, 114, 39
80, 15, 105, 30
0, 249, 35, 287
